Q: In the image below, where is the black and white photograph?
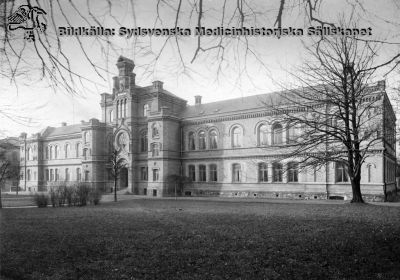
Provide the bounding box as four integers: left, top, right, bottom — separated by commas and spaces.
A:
1, 0, 399, 279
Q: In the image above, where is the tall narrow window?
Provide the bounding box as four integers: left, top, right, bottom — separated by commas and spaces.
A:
50, 169, 54, 181
335, 162, 348, 182
141, 167, 148, 181
45, 169, 49, 181
272, 123, 283, 145
199, 131, 206, 150
258, 163, 268, 182
27, 169, 31, 181
258, 124, 269, 146
46, 146, 49, 159
76, 168, 81, 181
50, 146, 54, 160
209, 164, 218, 182
152, 169, 159, 181
65, 168, 70, 181
123, 99, 127, 118
188, 165, 196, 181
65, 144, 70, 158
85, 171, 90, 181
232, 164, 241, 182
83, 148, 89, 160
151, 143, 160, 157
367, 164, 372, 183
232, 127, 242, 148
55, 169, 59, 181
143, 104, 150, 117
140, 131, 148, 152
116, 100, 119, 119
288, 162, 299, 182
272, 162, 283, 182
188, 132, 195, 150
209, 130, 218, 149
199, 165, 206, 181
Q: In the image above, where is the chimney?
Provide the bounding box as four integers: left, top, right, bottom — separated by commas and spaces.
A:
61, 122, 67, 127
377, 80, 386, 90
152, 80, 163, 90
195, 95, 202, 105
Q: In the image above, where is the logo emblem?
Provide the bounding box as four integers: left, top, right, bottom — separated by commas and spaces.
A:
7, 5, 47, 42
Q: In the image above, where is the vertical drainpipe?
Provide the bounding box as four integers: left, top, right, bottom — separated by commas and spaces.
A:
325, 103, 329, 199
24, 138, 27, 191
382, 96, 387, 201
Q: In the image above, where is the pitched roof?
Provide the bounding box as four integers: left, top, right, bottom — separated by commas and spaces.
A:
41, 124, 82, 138
182, 91, 287, 118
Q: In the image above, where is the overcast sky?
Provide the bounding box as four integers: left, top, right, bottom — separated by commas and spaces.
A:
1, 0, 399, 137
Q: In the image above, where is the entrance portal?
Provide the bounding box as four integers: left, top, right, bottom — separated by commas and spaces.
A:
119, 167, 128, 190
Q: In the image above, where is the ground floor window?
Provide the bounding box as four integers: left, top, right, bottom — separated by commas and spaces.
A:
209, 164, 217, 182
287, 162, 299, 182
199, 165, 206, 181
153, 169, 159, 181
258, 163, 268, 182
272, 162, 283, 182
232, 164, 241, 182
85, 171, 90, 182
335, 162, 348, 182
188, 165, 196, 181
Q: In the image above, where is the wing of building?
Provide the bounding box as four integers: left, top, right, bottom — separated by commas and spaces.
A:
15, 56, 397, 201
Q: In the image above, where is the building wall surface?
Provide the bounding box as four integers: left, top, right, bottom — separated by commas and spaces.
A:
15, 56, 397, 201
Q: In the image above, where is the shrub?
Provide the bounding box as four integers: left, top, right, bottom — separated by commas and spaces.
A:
57, 186, 68, 206
33, 193, 49, 208
76, 183, 91, 206
65, 186, 75, 206
49, 188, 59, 207
89, 188, 103, 205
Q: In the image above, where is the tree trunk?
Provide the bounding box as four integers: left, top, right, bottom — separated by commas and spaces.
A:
350, 174, 364, 203
114, 178, 117, 202
0, 188, 2, 208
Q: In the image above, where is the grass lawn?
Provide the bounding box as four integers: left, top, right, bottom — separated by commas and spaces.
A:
1, 198, 400, 280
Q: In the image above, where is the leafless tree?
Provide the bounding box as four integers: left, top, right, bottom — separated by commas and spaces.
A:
266, 35, 396, 203
108, 149, 127, 202
0, 142, 20, 208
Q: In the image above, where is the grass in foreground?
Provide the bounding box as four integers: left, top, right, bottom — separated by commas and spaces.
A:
1, 199, 400, 279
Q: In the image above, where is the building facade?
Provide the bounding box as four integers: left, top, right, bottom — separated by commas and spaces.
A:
18, 56, 397, 201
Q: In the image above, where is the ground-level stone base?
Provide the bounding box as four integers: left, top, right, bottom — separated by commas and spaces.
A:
183, 190, 387, 202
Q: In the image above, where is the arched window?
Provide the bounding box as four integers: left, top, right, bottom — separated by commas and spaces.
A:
232, 164, 242, 182
65, 144, 70, 158
33, 145, 37, 160
45, 146, 49, 159
287, 162, 299, 182
272, 162, 283, 182
209, 164, 218, 182
50, 146, 54, 160
199, 131, 206, 150
232, 126, 242, 148
258, 124, 269, 146
188, 132, 195, 150
123, 99, 127, 118
258, 163, 268, 182
55, 145, 60, 159
287, 123, 300, 143
143, 104, 150, 117
188, 165, 196, 181
199, 165, 206, 181
209, 130, 218, 149
367, 164, 372, 183
272, 123, 283, 145
140, 131, 148, 152
335, 162, 348, 182
76, 143, 82, 158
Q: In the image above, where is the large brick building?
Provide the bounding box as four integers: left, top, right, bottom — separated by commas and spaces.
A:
18, 56, 397, 201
